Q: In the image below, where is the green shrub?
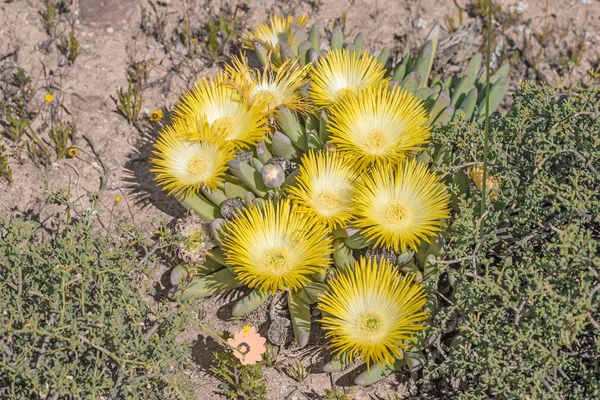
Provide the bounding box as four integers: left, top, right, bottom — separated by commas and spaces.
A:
210, 345, 267, 400
0, 193, 198, 399
425, 82, 600, 398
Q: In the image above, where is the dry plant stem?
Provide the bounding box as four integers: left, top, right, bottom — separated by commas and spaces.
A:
328, 372, 338, 397
144, 306, 179, 340
480, 0, 493, 228
136, 242, 165, 268
566, 148, 599, 178
82, 134, 108, 175
435, 226, 508, 276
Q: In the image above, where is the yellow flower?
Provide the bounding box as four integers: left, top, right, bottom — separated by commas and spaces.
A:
149, 109, 163, 122
318, 256, 428, 367
241, 15, 309, 54
45, 93, 53, 103
222, 199, 333, 294
328, 84, 430, 171
309, 49, 388, 109
287, 150, 358, 231
150, 120, 236, 197
353, 159, 450, 252
469, 165, 501, 201
172, 72, 269, 149
67, 147, 78, 157
225, 55, 311, 115
115, 196, 121, 203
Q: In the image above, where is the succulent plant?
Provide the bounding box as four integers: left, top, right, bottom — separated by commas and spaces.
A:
155, 15, 511, 386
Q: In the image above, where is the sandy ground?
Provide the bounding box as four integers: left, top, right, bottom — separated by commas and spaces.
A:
1, 0, 599, 398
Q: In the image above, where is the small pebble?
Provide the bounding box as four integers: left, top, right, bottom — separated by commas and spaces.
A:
516, 1, 529, 14
106, 27, 114, 34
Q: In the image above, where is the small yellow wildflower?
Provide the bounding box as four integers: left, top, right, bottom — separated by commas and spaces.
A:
115, 196, 121, 203
68, 147, 78, 157
45, 93, 53, 103
149, 109, 163, 122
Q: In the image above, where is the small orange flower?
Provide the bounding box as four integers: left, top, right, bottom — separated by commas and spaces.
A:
149, 109, 163, 122
227, 326, 266, 365
45, 93, 53, 103
68, 147, 78, 157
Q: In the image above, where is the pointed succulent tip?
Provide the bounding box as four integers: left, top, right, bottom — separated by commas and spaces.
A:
254, 41, 268, 65
308, 47, 320, 63
170, 263, 189, 286
232, 290, 269, 318
298, 40, 313, 66
354, 360, 400, 386
300, 81, 312, 97
227, 159, 242, 169
208, 218, 227, 245
322, 359, 344, 373
400, 71, 422, 93
291, 23, 308, 40
377, 46, 390, 66
353, 32, 364, 54
331, 24, 344, 50
280, 42, 294, 62
309, 24, 321, 51
427, 22, 440, 41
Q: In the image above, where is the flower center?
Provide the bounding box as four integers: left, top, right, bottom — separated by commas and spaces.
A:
212, 115, 236, 138
237, 342, 250, 355
364, 129, 389, 154
254, 88, 282, 110
357, 310, 384, 335
385, 203, 407, 225
337, 86, 357, 100
188, 157, 207, 175
316, 192, 341, 211
261, 246, 291, 275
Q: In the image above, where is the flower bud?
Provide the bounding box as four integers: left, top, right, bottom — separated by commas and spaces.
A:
261, 163, 285, 188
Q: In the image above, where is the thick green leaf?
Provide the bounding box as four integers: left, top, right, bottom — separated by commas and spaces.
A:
178, 268, 238, 299
288, 291, 311, 347
232, 289, 269, 317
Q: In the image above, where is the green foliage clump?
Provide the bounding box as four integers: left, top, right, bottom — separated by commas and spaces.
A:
426, 82, 600, 399
0, 196, 198, 399
211, 345, 266, 400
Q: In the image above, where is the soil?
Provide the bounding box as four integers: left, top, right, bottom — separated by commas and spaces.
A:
1, 0, 599, 399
